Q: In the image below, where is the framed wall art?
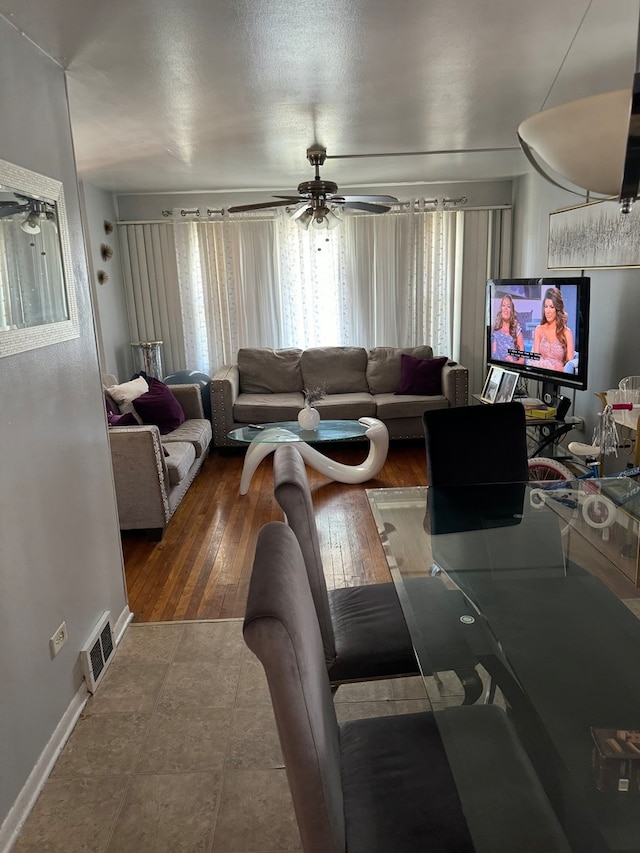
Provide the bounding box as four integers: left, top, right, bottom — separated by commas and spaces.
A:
548, 199, 640, 270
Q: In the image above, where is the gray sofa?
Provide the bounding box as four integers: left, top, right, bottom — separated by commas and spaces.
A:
104, 375, 212, 536
210, 346, 468, 447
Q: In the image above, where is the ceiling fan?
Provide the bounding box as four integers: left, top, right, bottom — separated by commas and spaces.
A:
0, 193, 57, 234
227, 146, 398, 229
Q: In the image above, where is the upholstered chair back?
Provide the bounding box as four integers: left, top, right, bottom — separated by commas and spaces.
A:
244, 522, 345, 853
273, 444, 337, 666
423, 401, 530, 486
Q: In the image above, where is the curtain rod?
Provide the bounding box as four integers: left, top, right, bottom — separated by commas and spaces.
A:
118, 199, 512, 226
157, 197, 470, 219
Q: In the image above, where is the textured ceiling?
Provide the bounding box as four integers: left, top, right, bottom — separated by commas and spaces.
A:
0, 0, 638, 195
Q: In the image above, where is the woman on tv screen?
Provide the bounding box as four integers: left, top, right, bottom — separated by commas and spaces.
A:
491, 294, 525, 363
531, 286, 574, 372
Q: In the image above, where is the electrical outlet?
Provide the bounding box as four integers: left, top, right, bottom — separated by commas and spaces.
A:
50, 622, 68, 658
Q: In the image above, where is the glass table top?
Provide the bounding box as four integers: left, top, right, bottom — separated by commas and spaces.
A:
228, 419, 368, 444
367, 480, 640, 853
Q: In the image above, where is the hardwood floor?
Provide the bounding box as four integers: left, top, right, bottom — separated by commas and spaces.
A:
122, 440, 428, 622
122, 440, 640, 622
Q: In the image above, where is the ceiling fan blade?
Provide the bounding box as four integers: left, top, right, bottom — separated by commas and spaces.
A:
272, 195, 306, 201
339, 194, 398, 204
0, 203, 29, 218
227, 199, 294, 213
341, 201, 392, 213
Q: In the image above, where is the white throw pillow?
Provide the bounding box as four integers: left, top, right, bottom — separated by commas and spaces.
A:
104, 376, 148, 419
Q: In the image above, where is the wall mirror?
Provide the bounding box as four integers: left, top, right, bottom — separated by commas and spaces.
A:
0, 157, 79, 357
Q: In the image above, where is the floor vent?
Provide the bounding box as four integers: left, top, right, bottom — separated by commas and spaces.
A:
79, 611, 114, 693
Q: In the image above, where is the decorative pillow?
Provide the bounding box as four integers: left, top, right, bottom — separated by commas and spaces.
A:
107, 410, 137, 426
132, 377, 186, 434
104, 376, 149, 417
395, 355, 448, 396
367, 345, 435, 394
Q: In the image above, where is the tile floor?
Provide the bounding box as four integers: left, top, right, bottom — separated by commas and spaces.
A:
14, 601, 640, 851
11, 619, 429, 853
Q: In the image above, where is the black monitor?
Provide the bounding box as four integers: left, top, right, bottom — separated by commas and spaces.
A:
486, 277, 590, 401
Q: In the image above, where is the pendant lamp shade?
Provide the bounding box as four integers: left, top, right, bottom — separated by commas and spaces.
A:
517, 89, 631, 196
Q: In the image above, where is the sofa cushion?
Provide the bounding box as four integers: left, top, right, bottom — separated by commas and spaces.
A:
161, 418, 212, 457
234, 392, 305, 423
238, 348, 303, 394
395, 355, 448, 395
315, 393, 376, 419
301, 347, 368, 394
162, 441, 196, 487
104, 376, 148, 417
375, 392, 449, 419
366, 346, 434, 394
133, 377, 187, 434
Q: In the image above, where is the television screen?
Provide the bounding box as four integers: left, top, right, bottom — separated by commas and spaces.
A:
486, 277, 590, 393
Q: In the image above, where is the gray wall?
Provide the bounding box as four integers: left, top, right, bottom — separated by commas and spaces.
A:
0, 18, 128, 835
81, 182, 132, 380
512, 170, 640, 444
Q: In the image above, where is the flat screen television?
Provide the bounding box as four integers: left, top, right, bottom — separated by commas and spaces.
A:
486, 277, 591, 399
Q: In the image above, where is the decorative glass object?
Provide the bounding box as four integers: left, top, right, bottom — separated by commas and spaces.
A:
131, 340, 163, 378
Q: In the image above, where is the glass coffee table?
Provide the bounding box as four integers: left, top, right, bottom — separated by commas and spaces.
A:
228, 417, 389, 494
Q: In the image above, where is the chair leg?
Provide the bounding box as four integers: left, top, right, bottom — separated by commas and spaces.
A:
484, 677, 497, 705
456, 668, 484, 705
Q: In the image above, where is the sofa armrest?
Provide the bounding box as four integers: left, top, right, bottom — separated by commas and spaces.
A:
211, 364, 240, 447
168, 383, 205, 420
441, 362, 469, 407
107, 425, 171, 531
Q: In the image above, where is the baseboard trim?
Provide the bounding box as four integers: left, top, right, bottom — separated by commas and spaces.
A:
0, 682, 88, 853
113, 603, 134, 644
0, 603, 132, 853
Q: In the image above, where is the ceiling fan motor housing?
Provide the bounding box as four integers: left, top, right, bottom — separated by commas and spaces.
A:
297, 179, 339, 200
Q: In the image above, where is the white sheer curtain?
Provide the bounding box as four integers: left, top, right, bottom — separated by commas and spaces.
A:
0, 218, 68, 330
173, 213, 283, 375
342, 207, 458, 355
119, 204, 510, 378
275, 214, 348, 347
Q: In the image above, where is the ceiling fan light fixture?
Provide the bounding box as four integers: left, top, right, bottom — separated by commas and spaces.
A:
309, 205, 342, 230
293, 208, 313, 230
20, 211, 41, 235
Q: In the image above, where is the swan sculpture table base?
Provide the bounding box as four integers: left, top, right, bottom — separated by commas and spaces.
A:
229, 418, 389, 495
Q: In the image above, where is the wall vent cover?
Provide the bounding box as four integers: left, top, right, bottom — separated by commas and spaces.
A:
79, 611, 114, 693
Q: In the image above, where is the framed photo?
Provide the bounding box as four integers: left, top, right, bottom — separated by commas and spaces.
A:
480, 366, 504, 404
495, 369, 518, 404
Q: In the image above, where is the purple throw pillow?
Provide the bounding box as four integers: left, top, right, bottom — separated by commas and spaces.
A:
107, 410, 137, 426
132, 377, 186, 434
395, 354, 448, 395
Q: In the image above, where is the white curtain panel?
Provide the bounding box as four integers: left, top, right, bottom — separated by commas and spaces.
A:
0, 218, 68, 330
118, 222, 185, 377
119, 205, 511, 381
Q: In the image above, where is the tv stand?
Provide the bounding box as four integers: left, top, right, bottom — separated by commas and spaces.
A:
538, 381, 573, 422
540, 380, 556, 406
